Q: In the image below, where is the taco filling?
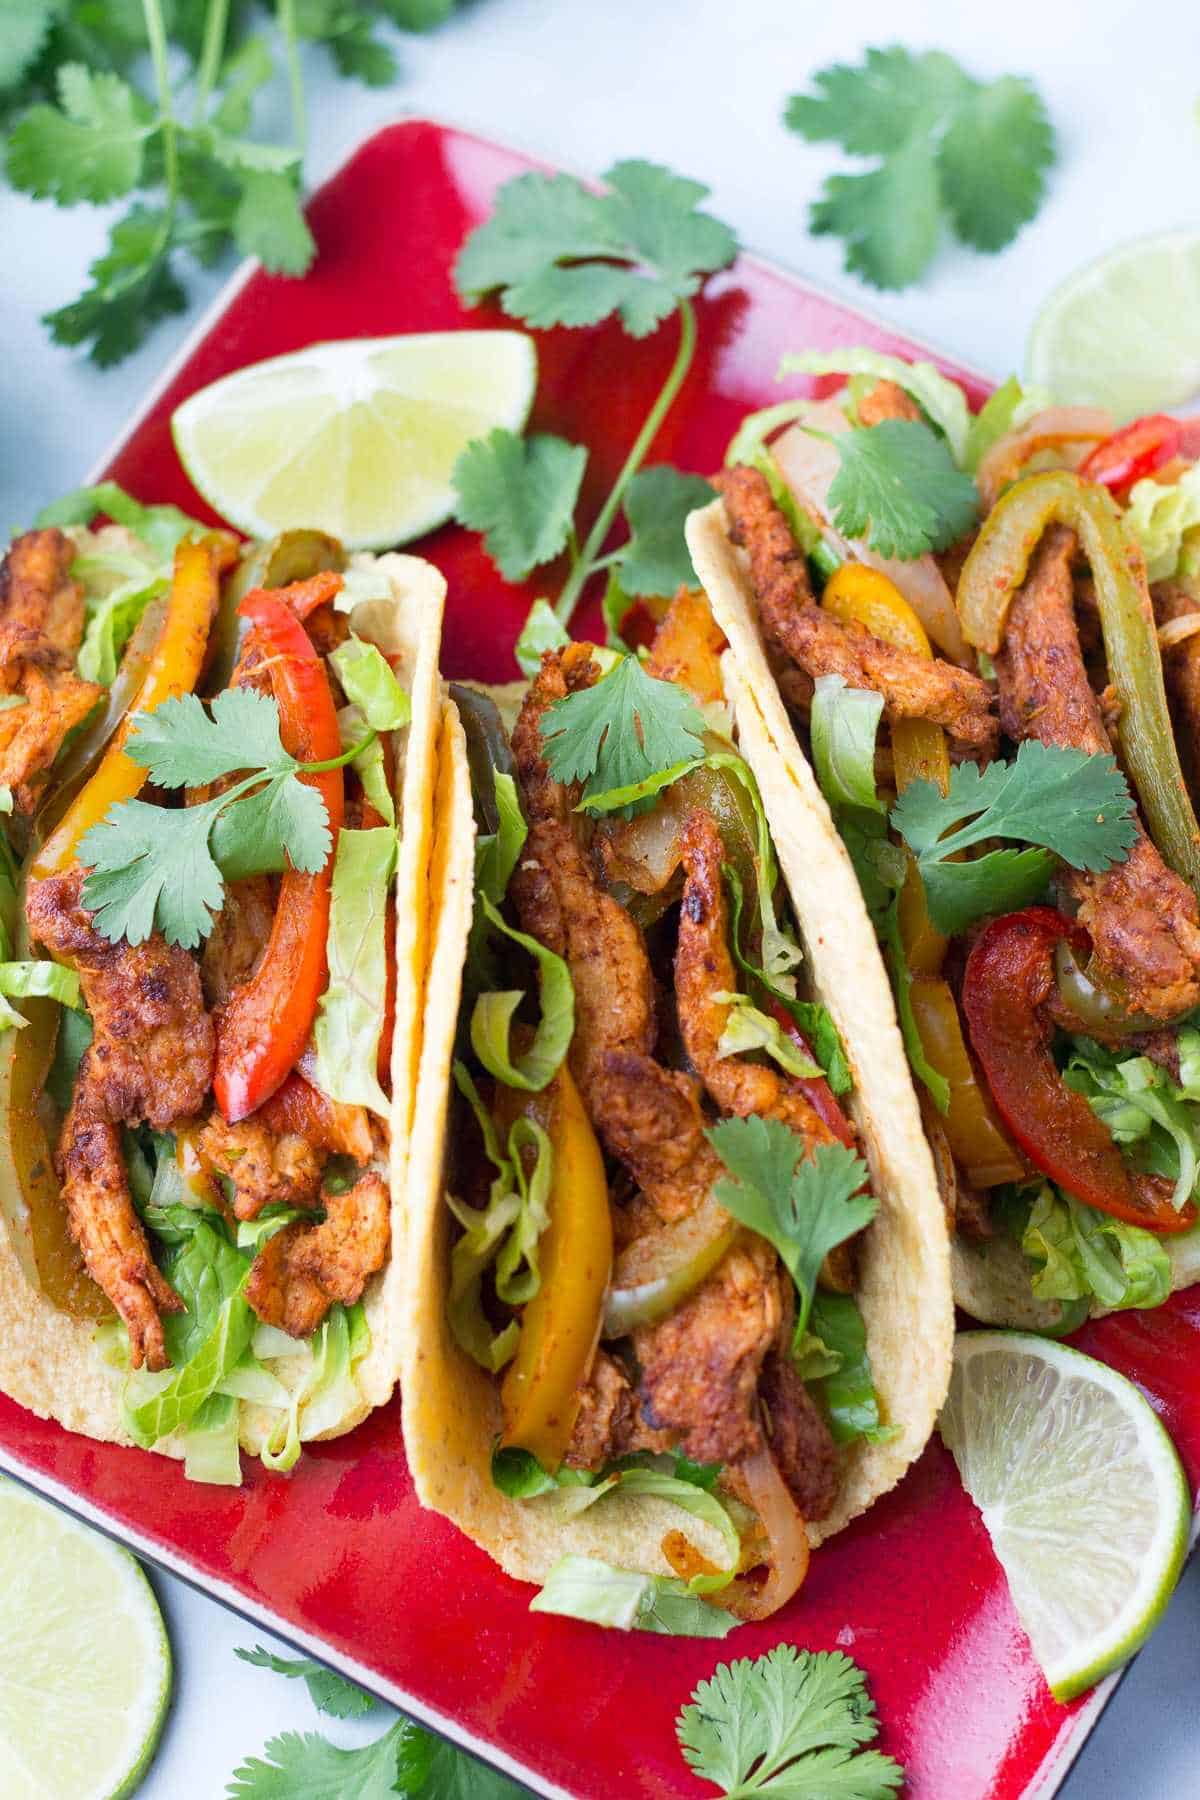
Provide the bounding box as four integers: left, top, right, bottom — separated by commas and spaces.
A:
0, 495, 442, 1481
695, 355, 1200, 1330
404, 578, 952, 1633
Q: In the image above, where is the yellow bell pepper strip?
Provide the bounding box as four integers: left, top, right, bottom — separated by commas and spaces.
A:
957, 469, 1200, 891
500, 1061, 613, 1471
822, 562, 952, 796
32, 534, 232, 881
0, 1002, 107, 1318
907, 977, 1025, 1187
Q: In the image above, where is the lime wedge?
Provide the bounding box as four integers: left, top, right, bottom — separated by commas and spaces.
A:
940, 1332, 1190, 1701
1026, 231, 1200, 421
0, 1477, 171, 1798
172, 331, 538, 549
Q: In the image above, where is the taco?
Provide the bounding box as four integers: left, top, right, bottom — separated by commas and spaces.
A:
689, 351, 1200, 1334
0, 494, 443, 1481
400, 581, 953, 1630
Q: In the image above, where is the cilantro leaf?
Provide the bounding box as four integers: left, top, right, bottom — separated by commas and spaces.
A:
232, 170, 316, 274
44, 204, 185, 366
6, 63, 153, 204
937, 76, 1057, 252
225, 1719, 432, 1800
128, 689, 291, 788
618, 467, 716, 597
453, 430, 587, 582
210, 36, 275, 135
80, 798, 225, 950
786, 44, 1056, 290
455, 159, 736, 338
677, 1644, 904, 1797
707, 1116, 874, 1338
209, 772, 332, 882
540, 654, 707, 814
0, 0, 61, 94
823, 419, 979, 560
891, 739, 1139, 933
233, 1646, 375, 1720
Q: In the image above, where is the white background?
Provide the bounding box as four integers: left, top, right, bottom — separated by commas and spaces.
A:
3, 0, 1199, 1793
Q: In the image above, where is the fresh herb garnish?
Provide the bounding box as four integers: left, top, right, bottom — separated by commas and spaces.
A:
817, 419, 980, 560
677, 1645, 904, 1797
77, 688, 375, 948
706, 1115, 873, 1342
539, 652, 707, 815
785, 44, 1056, 290
890, 739, 1139, 934
234, 1647, 375, 1721
3, 2, 465, 365
453, 160, 735, 631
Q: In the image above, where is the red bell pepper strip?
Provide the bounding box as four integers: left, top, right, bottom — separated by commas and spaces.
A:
962, 907, 1195, 1233
242, 570, 345, 622
765, 998, 856, 1148
213, 592, 344, 1123
1078, 414, 1181, 492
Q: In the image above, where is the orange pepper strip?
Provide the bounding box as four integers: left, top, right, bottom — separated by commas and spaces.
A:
213, 591, 344, 1122
32, 534, 232, 881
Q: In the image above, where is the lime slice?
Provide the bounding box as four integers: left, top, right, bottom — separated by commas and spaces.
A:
172, 331, 538, 549
940, 1332, 1190, 1701
1026, 231, 1200, 421
0, 1477, 171, 1798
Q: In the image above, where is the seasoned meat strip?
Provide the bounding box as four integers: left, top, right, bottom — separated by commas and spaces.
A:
26, 870, 214, 1367
57, 1103, 182, 1370
0, 530, 102, 812
715, 465, 998, 754
244, 1172, 390, 1336
675, 808, 832, 1144
758, 1345, 839, 1520
27, 870, 214, 1129
199, 876, 274, 1009
633, 1236, 781, 1467
1153, 579, 1200, 797
855, 378, 922, 426
995, 527, 1200, 1019
197, 1112, 324, 1220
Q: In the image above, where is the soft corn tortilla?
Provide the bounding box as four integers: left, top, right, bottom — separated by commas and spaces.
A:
0, 552, 445, 1458
400, 543, 954, 1586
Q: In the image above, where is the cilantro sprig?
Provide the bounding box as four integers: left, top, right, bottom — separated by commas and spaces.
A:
816, 419, 980, 560
891, 739, 1139, 934
452, 160, 733, 641
678, 1645, 904, 1797
2, 2, 465, 365
78, 688, 377, 948
234, 1647, 377, 1722
785, 44, 1057, 290
707, 1115, 874, 1342
539, 652, 708, 816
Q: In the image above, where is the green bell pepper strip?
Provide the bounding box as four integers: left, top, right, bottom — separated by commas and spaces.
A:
957, 470, 1200, 892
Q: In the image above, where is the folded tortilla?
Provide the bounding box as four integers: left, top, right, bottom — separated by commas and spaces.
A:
399, 581, 955, 1586
0, 552, 445, 1458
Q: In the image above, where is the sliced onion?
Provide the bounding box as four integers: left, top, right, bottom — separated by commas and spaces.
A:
1159, 614, 1200, 651
772, 423, 969, 665
719, 1445, 810, 1620
603, 1195, 736, 1338
977, 406, 1114, 509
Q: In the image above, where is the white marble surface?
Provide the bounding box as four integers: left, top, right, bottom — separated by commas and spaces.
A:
3, 0, 1198, 1792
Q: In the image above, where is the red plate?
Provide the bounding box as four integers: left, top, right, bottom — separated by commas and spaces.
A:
3, 120, 1196, 1799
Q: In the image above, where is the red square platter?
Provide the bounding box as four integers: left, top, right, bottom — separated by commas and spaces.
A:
3, 119, 1197, 1800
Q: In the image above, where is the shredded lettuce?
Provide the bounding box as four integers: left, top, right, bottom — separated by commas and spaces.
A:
475, 771, 527, 909
530, 1555, 738, 1637
778, 348, 972, 466
46, 1006, 93, 1113
802, 1292, 894, 1445
470, 895, 574, 1092
329, 636, 411, 731
808, 676, 948, 1110
725, 399, 827, 468
313, 826, 396, 1119
964, 374, 1040, 472
182, 1392, 243, 1485
514, 598, 572, 678
1124, 464, 1200, 583
714, 991, 822, 1078
337, 704, 393, 826
0, 960, 83, 1033
1064, 1037, 1200, 1214
36, 483, 203, 559
1017, 1184, 1172, 1313
447, 1062, 553, 1371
